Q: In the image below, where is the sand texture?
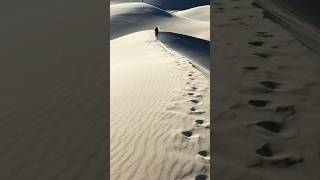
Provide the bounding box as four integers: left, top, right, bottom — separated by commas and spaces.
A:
213, 0, 320, 179
110, 1, 210, 180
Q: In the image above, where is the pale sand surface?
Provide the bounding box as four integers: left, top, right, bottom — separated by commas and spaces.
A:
111, 31, 210, 180
174, 5, 210, 22
213, 0, 320, 179
110, 1, 210, 179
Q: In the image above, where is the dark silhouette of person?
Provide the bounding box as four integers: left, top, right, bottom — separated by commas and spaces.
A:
155, 26, 159, 39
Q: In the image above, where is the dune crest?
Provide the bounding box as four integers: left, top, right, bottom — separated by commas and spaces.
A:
110, 3, 209, 40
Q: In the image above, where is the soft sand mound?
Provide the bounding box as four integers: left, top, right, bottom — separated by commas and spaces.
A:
110, 3, 209, 40
111, 0, 209, 10
213, 0, 320, 179
111, 31, 210, 180
158, 31, 210, 76
175, 5, 210, 22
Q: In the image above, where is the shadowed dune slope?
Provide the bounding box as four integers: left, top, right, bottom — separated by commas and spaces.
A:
111, 0, 209, 10
158, 32, 210, 75
110, 3, 209, 40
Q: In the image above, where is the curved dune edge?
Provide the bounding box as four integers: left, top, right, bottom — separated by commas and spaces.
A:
111, 31, 210, 180
110, 3, 209, 40
110, 0, 210, 10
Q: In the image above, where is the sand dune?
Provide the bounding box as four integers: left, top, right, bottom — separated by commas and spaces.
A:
213, 0, 320, 179
110, 3, 209, 40
111, 31, 210, 180
111, 0, 209, 10
174, 5, 210, 22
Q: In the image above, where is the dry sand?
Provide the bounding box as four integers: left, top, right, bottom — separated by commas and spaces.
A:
0, 0, 108, 179
110, 2, 210, 180
213, 0, 320, 179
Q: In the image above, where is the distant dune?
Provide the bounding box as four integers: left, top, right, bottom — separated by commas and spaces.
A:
111, 0, 210, 10
175, 5, 210, 22
110, 3, 209, 40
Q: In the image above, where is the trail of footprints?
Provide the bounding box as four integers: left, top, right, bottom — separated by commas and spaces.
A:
171, 56, 210, 180
241, 27, 303, 167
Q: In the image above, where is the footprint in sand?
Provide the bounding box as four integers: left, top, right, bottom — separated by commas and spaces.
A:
256, 121, 284, 133
198, 150, 209, 157
256, 32, 274, 38
248, 41, 264, 46
259, 81, 279, 90
256, 143, 273, 157
248, 100, 270, 108
243, 66, 259, 71
190, 107, 205, 114
254, 143, 304, 167
190, 99, 199, 104
260, 34, 274, 38
187, 92, 194, 96
194, 120, 204, 126
189, 87, 197, 91
195, 174, 207, 180
253, 53, 270, 58
181, 131, 193, 138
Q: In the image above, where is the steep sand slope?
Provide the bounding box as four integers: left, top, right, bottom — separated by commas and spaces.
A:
158, 31, 210, 76
213, 0, 320, 179
111, 31, 210, 180
174, 5, 210, 22
110, 0, 209, 10
110, 3, 209, 40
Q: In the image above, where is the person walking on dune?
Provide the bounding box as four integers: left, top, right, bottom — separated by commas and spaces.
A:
154, 26, 159, 40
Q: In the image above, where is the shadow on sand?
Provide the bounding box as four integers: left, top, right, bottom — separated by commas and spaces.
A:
157, 32, 210, 72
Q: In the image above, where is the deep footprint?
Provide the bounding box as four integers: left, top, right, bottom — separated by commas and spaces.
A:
249, 100, 269, 107
248, 41, 264, 46
195, 175, 207, 180
253, 53, 270, 58
256, 121, 284, 133
198, 150, 209, 157
256, 144, 273, 157
191, 99, 199, 104
188, 93, 194, 96
195, 120, 204, 125
190, 107, 197, 111
182, 131, 192, 138
259, 81, 279, 89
